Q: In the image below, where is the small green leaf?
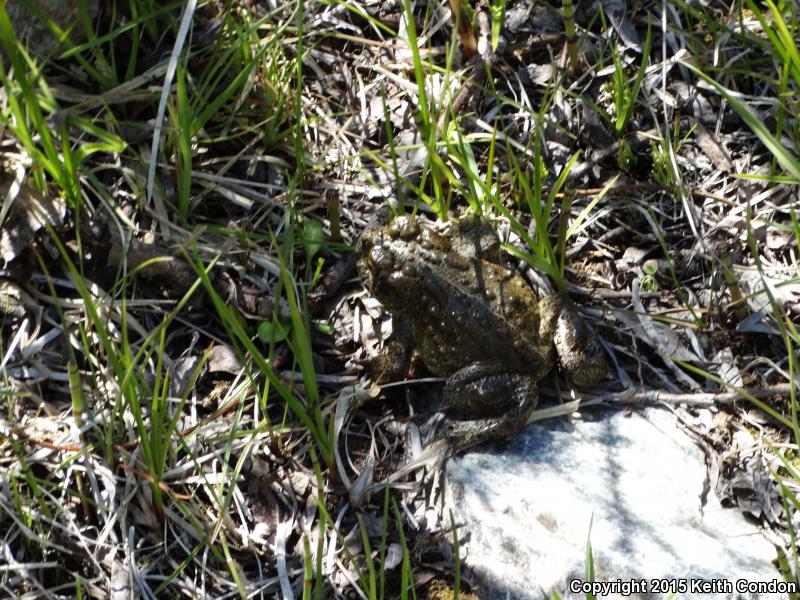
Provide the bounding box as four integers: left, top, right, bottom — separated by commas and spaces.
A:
258, 320, 291, 344
303, 219, 325, 261
313, 320, 334, 335
490, 0, 505, 52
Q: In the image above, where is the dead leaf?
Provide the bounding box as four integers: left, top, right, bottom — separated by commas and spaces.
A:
0, 177, 66, 264
207, 343, 242, 374
693, 120, 733, 172
0, 279, 36, 320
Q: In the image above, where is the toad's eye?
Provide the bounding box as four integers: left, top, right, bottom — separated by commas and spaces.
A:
388, 215, 420, 239
368, 246, 394, 271
419, 227, 448, 251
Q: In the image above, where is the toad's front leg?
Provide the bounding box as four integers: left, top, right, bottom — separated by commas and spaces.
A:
442, 362, 539, 453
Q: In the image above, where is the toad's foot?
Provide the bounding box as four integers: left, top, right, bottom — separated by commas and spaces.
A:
442, 363, 539, 452
540, 295, 608, 387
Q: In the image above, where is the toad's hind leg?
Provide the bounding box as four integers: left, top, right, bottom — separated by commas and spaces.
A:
442, 364, 539, 452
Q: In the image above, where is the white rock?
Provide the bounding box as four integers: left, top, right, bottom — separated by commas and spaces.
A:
444, 407, 786, 599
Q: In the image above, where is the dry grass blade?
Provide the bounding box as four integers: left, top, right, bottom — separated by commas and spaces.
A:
146, 0, 199, 205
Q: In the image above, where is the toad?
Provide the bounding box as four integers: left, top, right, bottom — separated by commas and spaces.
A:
357, 214, 607, 451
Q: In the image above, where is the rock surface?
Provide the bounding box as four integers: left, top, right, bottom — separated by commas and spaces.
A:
444, 406, 786, 600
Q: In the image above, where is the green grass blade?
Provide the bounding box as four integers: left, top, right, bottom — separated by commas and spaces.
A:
680, 59, 800, 180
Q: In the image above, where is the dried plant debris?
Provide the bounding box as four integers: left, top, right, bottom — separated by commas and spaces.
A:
1, 0, 800, 596
0, 174, 65, 264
